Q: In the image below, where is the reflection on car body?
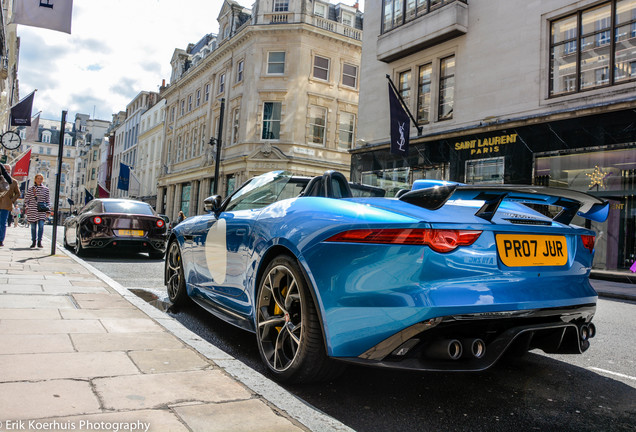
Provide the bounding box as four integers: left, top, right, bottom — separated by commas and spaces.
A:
164, 170, 608, 383
63, 198, 167, 259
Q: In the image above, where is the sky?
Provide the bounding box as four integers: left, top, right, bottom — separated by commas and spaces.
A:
16, 0, 235, 122
16, 0, 364, 123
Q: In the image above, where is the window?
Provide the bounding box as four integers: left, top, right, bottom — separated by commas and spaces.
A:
342, 63, 358, 87
262, 102, 282, 140
204, 84, 210, 102
170, 106, 175, 121
47, 147, 51, 155
237, 60, 244, 82
42, 132, 51, 143
91, 168, 96, 180
383, 0, 459, 33
188, 95, 193, 111
315, 3, 326, 17
465, 157, 504, 184
550, 0, 636, 96
342, 12, 354, 26
308, 106, 327, 145
232, 109, 240, 145
180, 100, 185, 116
267, 52, 286, 74
219, 73, 225, 93
274, 0, 289, 12
417, 63, 432, 124
181, 183, 191, 217
196, 90, 201, 107
93, 150, 98, 161
398, 70, 411, 109
338, 112, 355, 149
313, 56, 330, 80
438, 56, 455, 120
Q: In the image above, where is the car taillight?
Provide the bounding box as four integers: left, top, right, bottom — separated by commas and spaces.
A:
326, 229, 482, 253
581, 235, 595, 252
93, 216, 102, 225
156, 219, 165, 228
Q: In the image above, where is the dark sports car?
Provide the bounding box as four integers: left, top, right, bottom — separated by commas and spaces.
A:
64, 198, 167, 259
164, 170, 608, 383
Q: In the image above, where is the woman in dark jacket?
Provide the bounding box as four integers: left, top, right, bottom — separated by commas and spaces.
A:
23, 173, 51, 248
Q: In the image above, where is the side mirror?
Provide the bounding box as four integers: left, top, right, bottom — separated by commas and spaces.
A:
204, 195, 223, 213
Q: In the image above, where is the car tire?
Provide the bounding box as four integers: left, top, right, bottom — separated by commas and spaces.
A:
255, 254, 345, 383
74, 229, 85, 257
165, 240, 189, 307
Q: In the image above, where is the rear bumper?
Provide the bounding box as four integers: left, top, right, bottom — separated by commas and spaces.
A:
82, 236, 166, 253
341, 304, 596, 371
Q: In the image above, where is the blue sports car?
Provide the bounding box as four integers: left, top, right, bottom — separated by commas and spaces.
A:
164, 170, 608, 383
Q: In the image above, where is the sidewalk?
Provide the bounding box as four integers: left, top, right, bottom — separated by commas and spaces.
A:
0, 228, 353, 432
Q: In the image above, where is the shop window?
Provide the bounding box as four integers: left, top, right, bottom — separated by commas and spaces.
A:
181, 183, 191, 217
550, 0, 636, 95
267, 52, 286, 75
465, 157, 504, 184
262, 102, 282, 140
313, 56, 330, 81
308, 106, 327, 145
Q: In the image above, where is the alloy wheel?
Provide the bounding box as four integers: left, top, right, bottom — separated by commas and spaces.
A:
165, 241, 183, 302
257, 264, 303, 372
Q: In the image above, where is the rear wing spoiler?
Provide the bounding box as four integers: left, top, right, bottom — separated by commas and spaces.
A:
398, 184, 609, 225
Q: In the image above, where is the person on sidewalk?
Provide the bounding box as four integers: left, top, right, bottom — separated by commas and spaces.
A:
23, 173, 51, 248
12, 203, 20, 227
0, 164, 21, 247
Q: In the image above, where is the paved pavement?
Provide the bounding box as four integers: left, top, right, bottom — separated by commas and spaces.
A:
1, 228, 634, 432
0, 228, 353, 432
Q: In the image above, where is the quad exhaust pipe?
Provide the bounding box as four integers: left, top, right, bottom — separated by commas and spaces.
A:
579, 323, 596, 341
426, 338, 487, 360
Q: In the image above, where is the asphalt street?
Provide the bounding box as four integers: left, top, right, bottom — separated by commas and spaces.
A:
46, 226, 636, 431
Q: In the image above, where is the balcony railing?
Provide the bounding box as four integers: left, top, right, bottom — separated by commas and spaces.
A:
313, 16, 362, 40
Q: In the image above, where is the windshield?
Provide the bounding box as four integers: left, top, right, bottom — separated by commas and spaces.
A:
102, 201, 155, 215
225, 171, 292, 212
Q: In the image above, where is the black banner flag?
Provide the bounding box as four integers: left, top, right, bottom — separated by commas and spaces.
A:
10, 91, 35, 126
388, 83, 409, 156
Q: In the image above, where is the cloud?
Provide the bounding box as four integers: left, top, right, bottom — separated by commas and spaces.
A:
86, 64, 102, 71
109, 77, 138, 99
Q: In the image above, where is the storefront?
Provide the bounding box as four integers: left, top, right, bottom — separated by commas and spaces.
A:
350, 108, 636, 270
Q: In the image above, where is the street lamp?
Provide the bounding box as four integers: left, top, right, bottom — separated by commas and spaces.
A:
209, 98, 225, 196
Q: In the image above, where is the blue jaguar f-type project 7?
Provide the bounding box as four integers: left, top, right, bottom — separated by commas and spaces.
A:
165, 170, 608, 383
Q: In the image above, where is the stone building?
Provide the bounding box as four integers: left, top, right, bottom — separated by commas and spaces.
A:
157, 0, 363, 219
110, 91, 159, 198
355, 0, 636, 270
136, 98, 166, 207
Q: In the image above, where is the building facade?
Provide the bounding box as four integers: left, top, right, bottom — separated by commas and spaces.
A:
355, 0, 636, 270
0, 0, 20, 140
18, 118, 77, 217
110, 91, 159, 198
136, 98, 166, 207
157, 0, 363, 219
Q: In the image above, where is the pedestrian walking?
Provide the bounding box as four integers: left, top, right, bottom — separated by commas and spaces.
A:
0, 164, 21, 247
176, 210, 185, 225
23, 173, 51, 248
12, 204, 20, 227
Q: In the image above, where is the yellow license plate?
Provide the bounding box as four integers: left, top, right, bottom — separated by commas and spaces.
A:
117, 229, 144, 237
496, 234, 567, 267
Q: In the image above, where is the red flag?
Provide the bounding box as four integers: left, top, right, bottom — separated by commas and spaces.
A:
98, 183, 110, 198
12, 149, 31, 178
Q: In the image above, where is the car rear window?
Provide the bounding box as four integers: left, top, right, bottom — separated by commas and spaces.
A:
103, 201, 154, 215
